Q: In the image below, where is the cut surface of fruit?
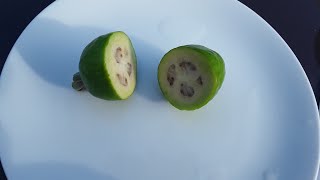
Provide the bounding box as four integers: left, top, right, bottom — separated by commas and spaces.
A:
158, 45, 225, 110
105, 33, 136, 99
76, 31, 137, 100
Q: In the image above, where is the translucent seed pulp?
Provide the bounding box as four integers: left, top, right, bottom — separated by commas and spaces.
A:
166, 60, 203, 98
180, 83, 195, 97
114, 46, 133, 87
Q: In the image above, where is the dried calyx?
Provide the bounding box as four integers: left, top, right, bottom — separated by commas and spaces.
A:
72, 72, 85, 91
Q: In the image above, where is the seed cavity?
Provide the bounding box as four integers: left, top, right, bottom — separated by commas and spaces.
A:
167, 61, 199, 96
179, 61, 196, 73
117, 73, 128, 86
127, 63, 132, 76
115, 47, 122, 63
167, 77, 174, 86
168, 64, 176, 72
196, 76, 203, 85
180, 83, 195, 97
167, 64, 176, 86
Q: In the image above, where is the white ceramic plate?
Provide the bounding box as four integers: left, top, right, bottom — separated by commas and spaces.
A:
0, 0, 319, 179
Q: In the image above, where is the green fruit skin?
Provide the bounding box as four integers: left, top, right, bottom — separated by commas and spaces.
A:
158, 45, 225, 110
79, 31, 137, 100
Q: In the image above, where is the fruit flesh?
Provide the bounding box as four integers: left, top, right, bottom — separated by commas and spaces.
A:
79, 31, 136, 100
106, 34, 136, 99
158, 45, 225, 110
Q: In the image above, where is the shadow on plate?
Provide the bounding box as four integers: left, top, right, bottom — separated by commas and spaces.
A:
131, 36, 165, 102
11, 162, 117, 180
15, 18, 164, 102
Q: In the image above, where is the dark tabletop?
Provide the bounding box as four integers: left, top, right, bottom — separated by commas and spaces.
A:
1, 0, 320, 179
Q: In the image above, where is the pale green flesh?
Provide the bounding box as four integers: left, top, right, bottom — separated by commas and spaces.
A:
105, 33, 136, 99
159, 48, 215, 108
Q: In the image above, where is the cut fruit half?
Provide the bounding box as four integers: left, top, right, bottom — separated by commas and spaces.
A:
72, 31, 137, 100
158, 45, 225, 110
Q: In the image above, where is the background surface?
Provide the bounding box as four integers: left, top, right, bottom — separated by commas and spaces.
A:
1, 0, 319, 179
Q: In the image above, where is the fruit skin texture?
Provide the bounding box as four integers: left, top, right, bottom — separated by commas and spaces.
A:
79, 31, 137, 100
158, 45, 225, 110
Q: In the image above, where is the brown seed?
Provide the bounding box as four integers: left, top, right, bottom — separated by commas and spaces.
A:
196, 76, 203, 85
169, 77, 175, 86
179, 62, 187, 71
116, 73, 128, 86
115, 47, 122, 63
186, 86, 195, 97
190, 64, 196, 71
116, 73, 121, 80
167, 64, 176, 86
179, 61, 196, 72
167, 76, 174, 86
127, 63, 132, 76
180, 83, 194, 97
168, 64, 176, 74
180, 87, 187, 96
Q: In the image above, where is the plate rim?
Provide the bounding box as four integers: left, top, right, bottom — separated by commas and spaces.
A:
236, 1, 320, 178
1, 0, 319, 179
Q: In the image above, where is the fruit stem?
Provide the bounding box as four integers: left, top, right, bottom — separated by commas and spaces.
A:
72, 72, 86, 91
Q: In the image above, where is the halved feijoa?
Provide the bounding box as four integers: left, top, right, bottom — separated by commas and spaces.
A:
157, 45, 225, 110
72, 31, 137, 100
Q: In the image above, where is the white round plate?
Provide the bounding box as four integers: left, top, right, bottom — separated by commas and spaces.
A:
0, 0, 319, 179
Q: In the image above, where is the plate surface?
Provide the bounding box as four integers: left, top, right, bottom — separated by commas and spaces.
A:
0, 0, 319, 179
